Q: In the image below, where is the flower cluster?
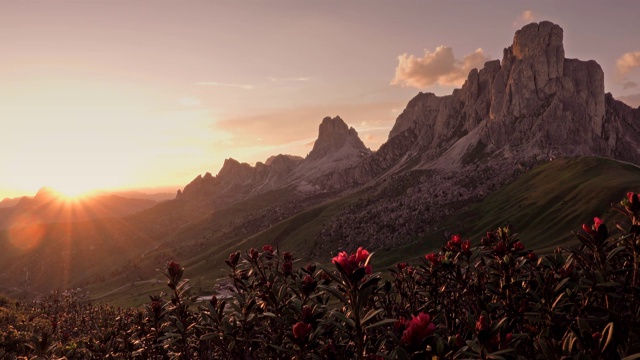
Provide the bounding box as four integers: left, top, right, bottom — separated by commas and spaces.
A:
332, 247, 372, 276
400, 313, 436, 346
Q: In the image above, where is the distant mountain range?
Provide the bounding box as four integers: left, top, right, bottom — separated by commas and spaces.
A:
0, 187, 160, 230
2, 21, 639, 304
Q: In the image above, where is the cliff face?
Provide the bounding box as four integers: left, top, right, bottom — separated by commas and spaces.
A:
326, 21, 640, 187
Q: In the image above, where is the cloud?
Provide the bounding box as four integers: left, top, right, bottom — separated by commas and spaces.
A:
618, 93, 640, 108
196, 82, 255, 90
616, 51, 640, 76
268, 76, 312, 82
623, 81, 639, 90
513, 10, 536, 27
213, 101, 404, 150
390, 46, 489, 88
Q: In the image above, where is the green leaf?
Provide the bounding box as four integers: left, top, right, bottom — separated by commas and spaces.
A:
331, 311, 356, 328
361, 308, 384, 325
621, 354, 640, 360
365, 318, 397, 330
466, 340, 481, 353
601, 322, 614, 353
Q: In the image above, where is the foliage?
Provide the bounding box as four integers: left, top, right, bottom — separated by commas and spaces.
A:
2, 193, 640, 359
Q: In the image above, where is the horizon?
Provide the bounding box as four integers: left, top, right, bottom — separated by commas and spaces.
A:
2, 1, 640, 199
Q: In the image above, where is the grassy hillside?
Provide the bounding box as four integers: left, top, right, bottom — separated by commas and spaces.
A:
379, 157, 640, 265
4, 157, 640, 307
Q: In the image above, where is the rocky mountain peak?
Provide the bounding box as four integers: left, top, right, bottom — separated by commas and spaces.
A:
511, 21, 564, 62
307, 116, 369, 161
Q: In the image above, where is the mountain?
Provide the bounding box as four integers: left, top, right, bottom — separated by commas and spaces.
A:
177, 116, 370, 203
0, 187, 158, 230
0, 196, 25, 208
174, 21, 640, 249
2, 21, 640, 305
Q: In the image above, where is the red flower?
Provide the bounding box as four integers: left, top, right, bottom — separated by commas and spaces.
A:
628, 192, 638, 204
505, 333, 513, 343
425, 253, 440, 265
332, 247, 372, 277
494, 241, 507, 255
302, 274, 317, 294
226, 251, 241, 268
512, 241, 524, 251
476, 315, 489, 332
282, 261, 293, 276
461, 240, 471, 253
446, 234, 463, 250
292, 321, 312, 340
582, 217, 608, 238
283, 252, 293, 262
332, 251, 353, 273
167, 261, 182, 278
365, 265, 372, 275
262, 244, 274, 253
357, 247, 370, 262
301, 305, 313, 323
401, 313, 436, 346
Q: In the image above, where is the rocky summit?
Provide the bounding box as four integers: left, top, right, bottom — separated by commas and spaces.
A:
176, 21, 640, 248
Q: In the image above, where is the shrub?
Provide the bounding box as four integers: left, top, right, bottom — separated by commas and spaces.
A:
1, 193, 640, 359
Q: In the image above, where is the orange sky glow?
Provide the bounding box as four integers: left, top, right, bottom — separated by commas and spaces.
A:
1, 1, 639, 199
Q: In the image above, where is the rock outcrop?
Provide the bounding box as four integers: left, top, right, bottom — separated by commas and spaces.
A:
177, 117, 371, 202
325, 21, 640, 187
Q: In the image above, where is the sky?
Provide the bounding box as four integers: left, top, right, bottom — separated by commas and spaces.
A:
1, 0, 639, 199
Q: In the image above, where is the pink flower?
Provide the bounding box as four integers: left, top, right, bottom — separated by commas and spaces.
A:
262, 244, 274, 253
401, 313, 436, 346
292, 321, 312, 340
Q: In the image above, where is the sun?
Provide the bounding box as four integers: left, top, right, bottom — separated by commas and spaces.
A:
56, 185, 93, 199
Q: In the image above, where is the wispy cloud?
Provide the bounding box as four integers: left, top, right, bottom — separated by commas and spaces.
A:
267, 76, 312, 82
196, 82, 255, 90
623, 81, 639, 90
391, 46, 489, 88
212, 101, 403, 150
